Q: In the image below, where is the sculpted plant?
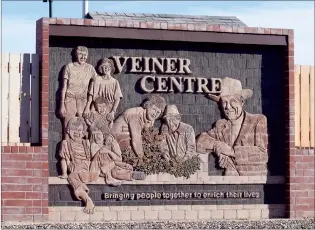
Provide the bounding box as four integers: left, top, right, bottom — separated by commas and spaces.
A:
122, 127, 201, 179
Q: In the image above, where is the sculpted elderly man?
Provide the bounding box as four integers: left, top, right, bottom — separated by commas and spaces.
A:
196, 77, 269, 176
59, 46, 97, 126
160, 105, 197, 162
112, 95, 166, 162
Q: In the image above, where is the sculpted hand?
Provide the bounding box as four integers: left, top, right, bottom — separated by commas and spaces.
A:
106, 111, 115, 122
213, 141, 234, 157
83, 107, 90, 118
218, 154, 230, 168
60, 104, 67, 118
68, 162, 75, 173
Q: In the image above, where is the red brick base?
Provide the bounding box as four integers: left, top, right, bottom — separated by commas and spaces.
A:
1, 146, 48, 222
286, 148, 315, 218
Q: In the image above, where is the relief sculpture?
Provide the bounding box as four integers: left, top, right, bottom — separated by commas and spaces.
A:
59, 46, 97, 127
160, 105, 197, 162
196, 77, 269, 176
112, 94, 167, 166
56, 47, 269, 213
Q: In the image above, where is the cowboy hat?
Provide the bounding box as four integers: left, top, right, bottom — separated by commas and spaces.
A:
207, 77, 253, 102
163, 105, 182, 119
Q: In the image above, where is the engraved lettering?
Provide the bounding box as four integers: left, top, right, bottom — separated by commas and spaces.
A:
111, 56, 128, 73
140, 75, 155, 93
130, 57, 143, 72
165, 58, 177, 73
178, 58, 192, 74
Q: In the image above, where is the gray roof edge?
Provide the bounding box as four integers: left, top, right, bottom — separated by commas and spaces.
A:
86, 11, 247, 27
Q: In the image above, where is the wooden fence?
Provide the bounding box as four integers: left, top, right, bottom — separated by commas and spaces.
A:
295, 64, 315, 148
0, 53, 314, 148
1, 53, 40, 145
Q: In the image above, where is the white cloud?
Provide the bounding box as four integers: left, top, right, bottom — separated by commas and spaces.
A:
189, 1, 314, 65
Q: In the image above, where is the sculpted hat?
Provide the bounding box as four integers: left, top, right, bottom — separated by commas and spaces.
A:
207, 77, 253, 102
163, 105, 182, 119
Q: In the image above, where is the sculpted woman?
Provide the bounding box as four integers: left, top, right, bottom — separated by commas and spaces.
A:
83, 58, 123, 127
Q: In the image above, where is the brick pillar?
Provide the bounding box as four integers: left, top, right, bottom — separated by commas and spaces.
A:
285, 30, 315, 218
1, 18, 49, 223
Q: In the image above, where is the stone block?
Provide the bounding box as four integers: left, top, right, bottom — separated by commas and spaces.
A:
60, 211, 75, 222
178, 205, 191, 211
145, 211, 158, 220
150, 206, 164, 211
211, 210, 224, 219
185, 210, 198, 220
117, 211, 131, 221
103, 211, 117, 221
131, 211, 144, 221
75, 211, 90, 221
48, 211, 60, 222
261, 209, 270, 219
172, 211, 185, 220
198, 210, 211, 220
217, 205, 231, 210
224, 210, 237, 219
165, 205, 178, 211
90, 211, 104, 221
158, 211, 172, 220
249, 210, 262, 219
236, 210, 249, 219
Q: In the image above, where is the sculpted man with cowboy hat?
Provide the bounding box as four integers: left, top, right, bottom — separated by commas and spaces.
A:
160, 105, 197, 162
196, 77, 269, 176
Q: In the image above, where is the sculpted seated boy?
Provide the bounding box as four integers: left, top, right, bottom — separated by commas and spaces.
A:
58, 117, 97, 214
89, 124, 146, 186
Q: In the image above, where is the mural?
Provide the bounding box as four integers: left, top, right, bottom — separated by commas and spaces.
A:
57, 46, 269, 213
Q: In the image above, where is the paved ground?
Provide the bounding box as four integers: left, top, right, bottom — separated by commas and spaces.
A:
1, 218, 315, 229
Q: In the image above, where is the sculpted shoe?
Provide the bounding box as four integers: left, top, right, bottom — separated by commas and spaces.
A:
132, 171, 146, 180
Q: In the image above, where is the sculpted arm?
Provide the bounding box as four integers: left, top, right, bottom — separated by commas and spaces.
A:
60, 66, 69, 117
108, 81, 123, 121
128, 116, 144, 158
186, 126, 197, 155
196, 125, 218, 154
84, 78, 95, 116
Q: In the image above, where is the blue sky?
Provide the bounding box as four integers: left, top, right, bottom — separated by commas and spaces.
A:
2, 1, 314, 65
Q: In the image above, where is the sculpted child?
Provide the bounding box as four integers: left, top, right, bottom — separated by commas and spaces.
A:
59, 46, 97, 126
84, 58, 123, 126
58, 117, 97, 214
89, 125, 146, 186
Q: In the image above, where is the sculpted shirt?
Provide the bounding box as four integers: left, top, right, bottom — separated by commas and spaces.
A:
161, 122, 196, 161
63, 62, 97, 98
112, 107, 154, 155
112, 107, 153, 137
88, 76, 123, 102
59, 139, 91, 172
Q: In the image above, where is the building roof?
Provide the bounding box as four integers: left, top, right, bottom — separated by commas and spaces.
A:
86, 12, 247, 27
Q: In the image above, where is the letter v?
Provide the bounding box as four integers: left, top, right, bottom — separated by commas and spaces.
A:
112, 56, 128, 73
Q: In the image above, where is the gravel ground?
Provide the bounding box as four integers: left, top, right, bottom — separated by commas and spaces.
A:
1, 218, 315, 229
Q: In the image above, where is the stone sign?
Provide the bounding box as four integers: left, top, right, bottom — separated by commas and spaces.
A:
53, 45, 272, 213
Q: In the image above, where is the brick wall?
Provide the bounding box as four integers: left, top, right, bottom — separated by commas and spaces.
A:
284, 29, 315, 219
